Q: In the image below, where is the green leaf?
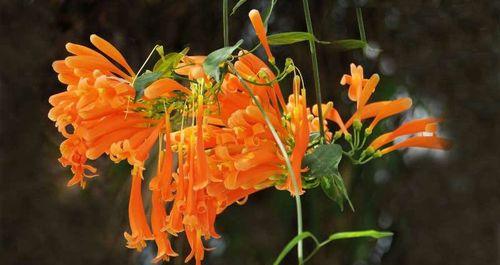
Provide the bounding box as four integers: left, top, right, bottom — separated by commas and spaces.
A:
329, 39, 367, 51
267, 32, 314, 46
230, 0, 247, 15
303, 144, 354, 211
155, 45, 164, 57
153, 47, 189, 76
267, 31, 331, 46
328, 230, 393, 241
303, 144, 342, 177
202, 39, 243, 82
133, 71, 162, 101
273, 231, 317, 265
320, 172, 354, 211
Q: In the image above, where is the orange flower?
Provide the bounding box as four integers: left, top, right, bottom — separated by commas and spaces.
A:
175, 56, 207, 80
249, 9, 274, 63
149, 113, 178, 262
124, 165, 153, 251
279, 76, 310, 195
369, 118, 442, 150
340, 64, 380, 114
312, 102, 348, 135
379, 136, 451, 155
144, 78, 191, 99
366, 98, 412, 133
50, 30, 452, 265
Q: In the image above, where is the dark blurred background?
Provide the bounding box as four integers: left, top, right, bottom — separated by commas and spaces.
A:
1, 0, 499, 265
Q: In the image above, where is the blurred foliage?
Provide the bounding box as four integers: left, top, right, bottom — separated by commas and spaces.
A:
0, 0, 499, 265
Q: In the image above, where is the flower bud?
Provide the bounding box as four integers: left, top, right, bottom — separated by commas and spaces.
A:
364, 146, 375, 155
334, 130, 343, 140
353, 119, 362, 130
257, 69, 268, 79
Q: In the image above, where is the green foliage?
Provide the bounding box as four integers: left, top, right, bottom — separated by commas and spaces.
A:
303, 144, 353, 211
329, 39, 367, 51
328, 230, 393, 241
153, 47, 189, 76
273, 232, 318, 265
132, 46, 189, 101
231, 0, 247, 15
267, 32, 329, 46
273, 230, 393, 264
266, 32, 366, 51
133, 71, 162, 101
320, 171, 354, 211
202, 39, 243, 82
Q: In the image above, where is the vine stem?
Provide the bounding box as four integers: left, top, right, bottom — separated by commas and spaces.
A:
302, 0, 325, 145
356, 7, 367, 42
223, 0, 229, 46
228, 63, 304, 265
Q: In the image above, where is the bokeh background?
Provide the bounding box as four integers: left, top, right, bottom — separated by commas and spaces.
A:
1, 0, 499, 265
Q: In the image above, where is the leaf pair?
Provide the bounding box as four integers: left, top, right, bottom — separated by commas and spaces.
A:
273, 230, 393, 265
267, 32, 367, 51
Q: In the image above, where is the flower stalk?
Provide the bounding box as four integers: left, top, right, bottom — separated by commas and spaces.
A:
223, 0, 229, 46
302, 0, 325, 145
228, 62, 304, 264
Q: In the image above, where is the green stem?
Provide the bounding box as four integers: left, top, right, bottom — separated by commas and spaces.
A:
302, 0, 325, 144
229, 63, 304, 264
356, 7, 366, 42
223, 0, 229, 46
131, 44, 160, 86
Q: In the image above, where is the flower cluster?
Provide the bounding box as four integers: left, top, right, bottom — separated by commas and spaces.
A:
48, 9, 450, 265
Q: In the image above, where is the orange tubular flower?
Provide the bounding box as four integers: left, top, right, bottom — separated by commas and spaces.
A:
344, 101, 390, 129
380, 136, 452, 155
369, 118, 443, 150
249, 9, 274, 63
367, 98, 413, 133
340, 63, 367, 103
49, 34, 140, 188
340, 64, 380, 114
124, 165, 153, 251
312, 102, 348, 135
175, 56, 207, 80
144, 78, 191, 99
281, 76, 310, 195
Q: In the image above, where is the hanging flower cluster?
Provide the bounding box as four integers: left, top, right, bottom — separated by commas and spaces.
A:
48, 9, 450, 265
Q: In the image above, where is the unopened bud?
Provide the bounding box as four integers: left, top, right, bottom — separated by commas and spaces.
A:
364, 146, 375, 155
286, 64, 295, 73
353, 119, 362, 130
257, 69, 268, 79
344, 133, 352, 141
365, 128, 372, 135
334, 130, 343, 140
